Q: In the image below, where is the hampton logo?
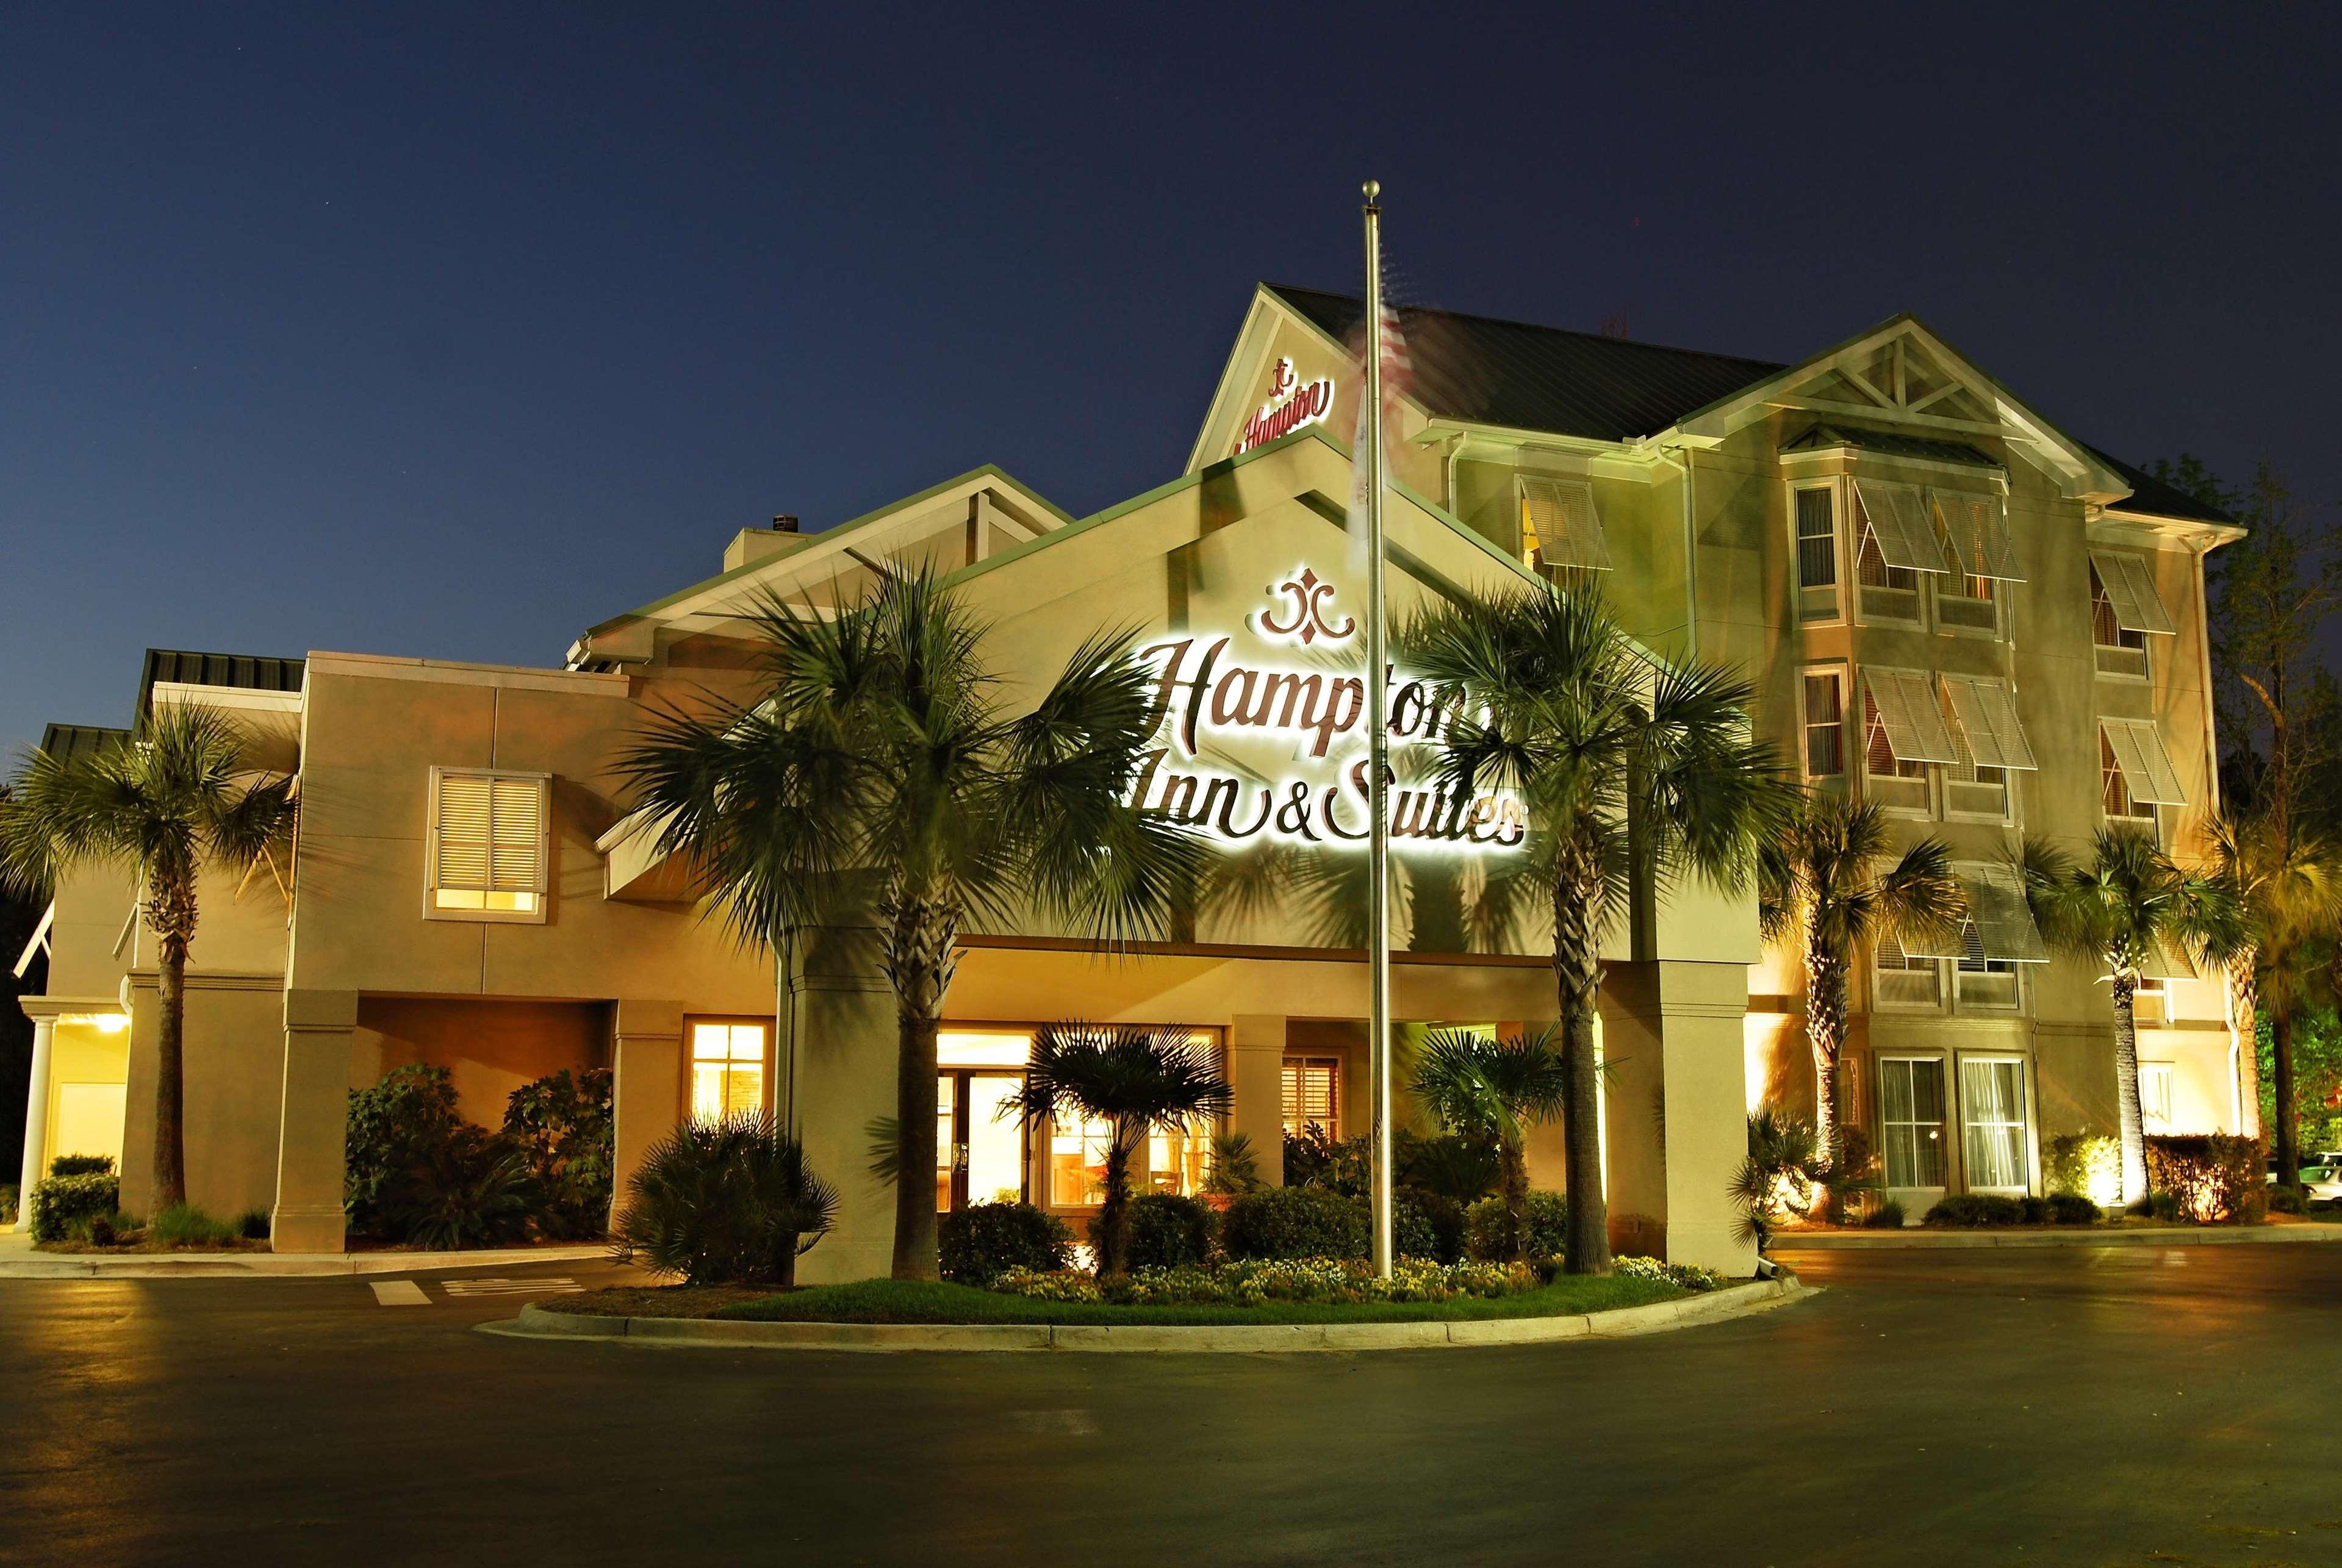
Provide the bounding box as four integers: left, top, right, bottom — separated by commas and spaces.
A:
1130, 568, 1526, 851
1232, 358, 1335, 456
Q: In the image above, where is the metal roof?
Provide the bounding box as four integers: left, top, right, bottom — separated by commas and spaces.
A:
1265, 283, 1784, 444
37, 723, 131, 764
137, 649, 306, 719
2085, 446, 2238, 526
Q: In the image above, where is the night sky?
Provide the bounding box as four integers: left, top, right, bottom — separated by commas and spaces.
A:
4, 5, 2336, 757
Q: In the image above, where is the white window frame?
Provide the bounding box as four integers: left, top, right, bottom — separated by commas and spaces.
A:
2139, 1060, 2175, 1132
1798, 663, 1849, 782
424, 766, 552, 924
2099, 719, 2185, 836
1791, 481, 1844, 624
1878, 1054, 1950, 1193
1928, 486, 2018, 641
1955, 1053, 2033, 1195
2089, 559, 2153, 683
1872, 933, 1943, 1012
1939, 676, 2028, 825
1850, 481, 1930, 629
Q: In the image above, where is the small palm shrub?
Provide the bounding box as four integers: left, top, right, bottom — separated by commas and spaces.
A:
1222, 1186, 1368, 1261
612, 1113, 838, 1286
237, 1208, 271, 1240
1396, 1132, 1501, 1204
1124, 1193, 1214, 1270
1200, 1134, 1266, 1198
387, 1128, 538, 1251
939, 1201, 1073, 1284
29, 1171, 121, 1243
1861, 1198, 1907, 1229
1464, 1191, 1568, 1262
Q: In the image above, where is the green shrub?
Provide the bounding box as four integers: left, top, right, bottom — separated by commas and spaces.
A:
2269, 1184, 2307, 1215
1861, 1198, 1906, 1229
1223, 1186, 1368, 1260
2130, 1192, 2185, 1221
49, 1153, 115, 1178
1464, 1190, 1569, 1261
29, 1171, 120, 1243
1281, 1127, 1371, 1196
2019, 1195, 2053, 1225
1124, 1194, 1214, 1271
236, 1209, 271, 1241
386, 1126, 539, 1251
612, 1113, 839, 1286
1395, 1132, 1500, 1204
1, 1185, 16, 1227
345, 1065, 464, 1239
83, 1212, 119, 1247
1396, 1189, 1465, 1263
1612, 1254, 1728, 1293
1923, 1193, 2027, 1227
2047, 1193, 2099, 1225
1201, 1133, 1266, 1197
996, 1257, 1540, 1307
503, 1067, 614, 1240
939, 1201, 1073, 1284
2043, 1134, 2119, 1202
148, 1203, 242, 1247
2145, 1134, 2267, 1223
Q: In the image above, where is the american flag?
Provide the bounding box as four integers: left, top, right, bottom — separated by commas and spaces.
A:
1347, 293, 1413, 566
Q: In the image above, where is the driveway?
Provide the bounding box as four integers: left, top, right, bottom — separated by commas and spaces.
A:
1, 1245, 2337, 1566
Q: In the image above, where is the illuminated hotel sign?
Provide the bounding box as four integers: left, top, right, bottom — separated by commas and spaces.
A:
1233, 358, 1335, 455
1133, 568, 1526, 850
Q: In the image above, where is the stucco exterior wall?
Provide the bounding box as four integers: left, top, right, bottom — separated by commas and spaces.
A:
352, 996, 610, 1131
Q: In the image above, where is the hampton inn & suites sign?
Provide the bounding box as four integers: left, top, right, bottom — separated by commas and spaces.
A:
1232, 358, 1336, 456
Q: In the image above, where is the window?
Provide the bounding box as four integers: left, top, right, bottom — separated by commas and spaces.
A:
1282, 1056, 1341, 1140
2133, 973, 2168, 1027
1954, 930, 2020, 1010
1852, 479, 1948, 623
426, 768, 549, 921
2100, 719, 2186, 825
1861, 668, 1956, 813
1801, 668, 1847, 778
2089, 553, 2170, 680
1931, 488, 2021, 635
1794, 486, 1841, 620
1518, 477, 1612, 577
1940, 675, 2036, 820
1879, 1057, 1948, 1189
2140, 1062, 2175, 1132
1959, 1057, 2030, 1192
1048, 1113, 1113, 1207
1873, 935, 1941, 1009
689, 1021, 766, 1121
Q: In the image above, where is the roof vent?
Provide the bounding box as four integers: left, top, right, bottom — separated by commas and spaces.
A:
771, 514, 799, 533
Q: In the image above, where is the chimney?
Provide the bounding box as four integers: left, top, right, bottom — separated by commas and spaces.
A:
771, 514, 799, 533
725, 515, 811, 572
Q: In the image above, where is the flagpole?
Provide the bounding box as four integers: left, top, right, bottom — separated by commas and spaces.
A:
1363, 179, 1393, 1281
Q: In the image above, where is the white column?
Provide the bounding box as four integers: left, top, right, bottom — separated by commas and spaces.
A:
16, 1018, 56, 1228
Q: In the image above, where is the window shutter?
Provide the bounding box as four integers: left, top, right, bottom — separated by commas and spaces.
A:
1941, 675, 2038, 770
1853, 480, 1952, 574
1520, 478, 1612, 571
488, 776, 545, 892
1966, 864, 2050, 963
1931, 488, 2024, 581
434, 774, 495, 891
2087, 552, 2175, 635
1864, 669, 1960, 763
2100, 719, 2188, 805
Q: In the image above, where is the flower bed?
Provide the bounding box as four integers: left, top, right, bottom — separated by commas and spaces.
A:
990, 1254, 1724, 1307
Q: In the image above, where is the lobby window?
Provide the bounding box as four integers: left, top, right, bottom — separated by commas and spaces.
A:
1517, 476, 1612, 580
1959, 1057, 2030, 1192
426, 768, 549, 922
2100, 719, 2186, 829
1282, 1057, 1340, 1140
1851, 478, 1945, 624
2140, 1061, 2175, 1132
1930, 487, 2021, 636
1048, 1114, 1113, 1207
1793, 485, 1841, 622
1800, 667, 1847, 779
1878, 1057, 1948, 1189
689, 1021, 766, 1121
2089, 553, 2170, 680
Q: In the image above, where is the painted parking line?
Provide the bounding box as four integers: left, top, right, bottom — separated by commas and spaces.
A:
369, 1280, 430, 1306
439, 1278, 583, 1298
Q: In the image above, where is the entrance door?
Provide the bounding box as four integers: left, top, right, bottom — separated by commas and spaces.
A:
936, 1070, 1029, 1212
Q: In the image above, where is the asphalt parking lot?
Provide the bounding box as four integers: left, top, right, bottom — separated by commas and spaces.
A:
2, 1243, 2338, 1566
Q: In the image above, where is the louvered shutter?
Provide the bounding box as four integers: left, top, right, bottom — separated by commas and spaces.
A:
2088, 552, 2175, 635
1931, 488, 2024, 581
1864, 669, 1961, 763
1941, 676, 2039, 771
1853, 480, 1952, 574
2100, 719, 2188, 805
434, 774, 495, 891
488, 776, 544, 893
1520, 477, 1613, 571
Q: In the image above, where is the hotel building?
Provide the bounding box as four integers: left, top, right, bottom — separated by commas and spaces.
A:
10, 284, 2239, 1269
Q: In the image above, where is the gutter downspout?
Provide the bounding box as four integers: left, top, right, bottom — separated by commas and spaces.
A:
1651, 445, 1699, 660
2189, 532, 2246, 1134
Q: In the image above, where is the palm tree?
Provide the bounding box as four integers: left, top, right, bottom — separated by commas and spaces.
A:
622, 569, 1205, 1282
0, 704, 295, 1211
1758, 794, 1963, 1175
1409, 1027, 1568, 1261
2204, 810, 2342, 1193
2022, 828, 2244, 1207
1401, 586, 1793, 1275
1003, 1023, 1232, 1280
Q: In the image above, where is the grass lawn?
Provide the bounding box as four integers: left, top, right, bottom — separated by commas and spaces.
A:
539, 1274, 1694, 1326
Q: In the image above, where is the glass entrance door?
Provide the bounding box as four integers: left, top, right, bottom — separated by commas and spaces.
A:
936, 1070, 1029, 1212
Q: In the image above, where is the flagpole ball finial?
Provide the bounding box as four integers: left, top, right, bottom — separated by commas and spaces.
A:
1362, 179, 1380, 202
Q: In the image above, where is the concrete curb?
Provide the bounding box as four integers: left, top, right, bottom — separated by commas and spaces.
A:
1772, 1223, 2342, 1251
0, 1244, 611, 1279
480, 1275, 1808, 1354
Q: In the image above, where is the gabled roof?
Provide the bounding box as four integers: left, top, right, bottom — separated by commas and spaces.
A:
138, 649, 306, 719
1781, 422, 2003, 471
2086, 445, 2237, 526
1263, 283, 1783, 444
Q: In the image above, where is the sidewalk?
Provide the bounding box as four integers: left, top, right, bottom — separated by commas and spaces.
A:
1771, 1220, 2342, 1251
0, 1229, 609, 1278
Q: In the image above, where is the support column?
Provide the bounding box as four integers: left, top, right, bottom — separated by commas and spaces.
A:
1599, 960, 1756, 1276
789, 922, 897, 1285
13, 1018, 56, 1229
609, 1000, 684, 1232
271, 988, 358, 1253
1229, 1015, 1288, 1185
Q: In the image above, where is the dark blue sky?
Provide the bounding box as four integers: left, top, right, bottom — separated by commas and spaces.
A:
4, 4, 2335, 757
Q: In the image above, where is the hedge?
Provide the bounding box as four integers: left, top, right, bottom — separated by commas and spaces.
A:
29, 1171, 121, 1243
2145, 1134, 2266, 1223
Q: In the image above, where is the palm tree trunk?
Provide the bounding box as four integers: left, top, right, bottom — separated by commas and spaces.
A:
2230, 957, 2261, 1138
884, 894, 958, 1283
2270, 1002, 2301, 1194
153, 931, 189, 1212
1096, 1131, 1135, 1281
1498, 1137, 1530, 1262
1805, 943, 1847, 1177
2112, 972, 2147, 1207
1550, 851, 1611, 1276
